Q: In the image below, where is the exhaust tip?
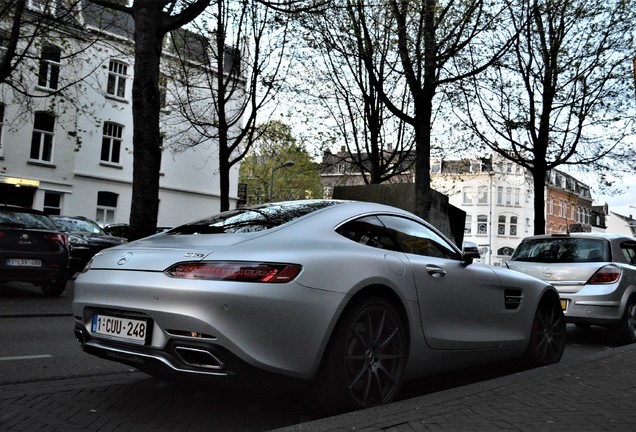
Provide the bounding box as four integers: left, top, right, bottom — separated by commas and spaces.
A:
74, 329, 86, 344
175, 347, 224, 370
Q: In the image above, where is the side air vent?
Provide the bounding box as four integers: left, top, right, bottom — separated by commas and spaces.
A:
504, 289, 523, 310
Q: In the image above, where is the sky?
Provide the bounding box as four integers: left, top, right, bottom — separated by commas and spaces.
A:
593, 175, 636, 218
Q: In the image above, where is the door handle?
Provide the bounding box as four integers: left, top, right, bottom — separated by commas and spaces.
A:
425, 265, 447, 278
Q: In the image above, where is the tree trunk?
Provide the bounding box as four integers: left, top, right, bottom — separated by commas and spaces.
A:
128, 2, 163, 240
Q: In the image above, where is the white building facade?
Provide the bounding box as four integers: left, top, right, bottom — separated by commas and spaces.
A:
431, 154, 535, 266
0, 1, 240, 226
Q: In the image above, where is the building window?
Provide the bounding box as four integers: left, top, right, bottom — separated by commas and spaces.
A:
101, 122, 123, 164
38, 44, 61, 90
505, 187, 512, 206
43, 192, 62, 215
107, 60, 128, 99
464, 214, 472, 234
30, 111, 55, 162
96, 191, 118, 226
549, 197, 554, 215
514, 188, 520, 206
510, 216, 518, 236
497, 186, 503, 205
478, 186, 488, 204
477, 215, 488, 235
462, 186, 474, 205
498, 215, 506, 235
526, 218, 531, 233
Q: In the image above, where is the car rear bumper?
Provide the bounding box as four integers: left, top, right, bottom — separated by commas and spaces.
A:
561, 294, 624, 325
0, 265, 67, 286
72, 269, 346, 381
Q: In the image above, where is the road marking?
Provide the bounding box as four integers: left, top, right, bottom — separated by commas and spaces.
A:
0, 354, 53, 361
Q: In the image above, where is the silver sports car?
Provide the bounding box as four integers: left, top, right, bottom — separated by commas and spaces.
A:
73, 200, 565, 413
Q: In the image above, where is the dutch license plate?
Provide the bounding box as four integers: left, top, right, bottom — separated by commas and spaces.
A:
560, 299, 568, 311
91, 314, 148, 345
7, 258, 42, 267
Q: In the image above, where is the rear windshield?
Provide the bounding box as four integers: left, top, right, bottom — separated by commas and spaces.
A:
170, 201, 342, 234
0, 210, 57, 230
52, 217, 105, 234
510, 237, 610, 263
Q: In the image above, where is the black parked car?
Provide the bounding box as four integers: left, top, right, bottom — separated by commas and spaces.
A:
103, 223, 173, 241
49, 216, 126, 275
0, 205, 69, 296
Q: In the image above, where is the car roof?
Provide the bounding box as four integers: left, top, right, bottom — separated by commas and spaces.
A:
521, 232, 636, 242
0, 204, 48, 216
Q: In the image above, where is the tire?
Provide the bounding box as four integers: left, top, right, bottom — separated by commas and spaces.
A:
524, 296, 566, 366
40, 277, 66, 296
612, 298, 636, 345
308, 297, 407, 415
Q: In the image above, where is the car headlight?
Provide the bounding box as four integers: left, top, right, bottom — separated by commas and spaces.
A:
68, 235, 90, 246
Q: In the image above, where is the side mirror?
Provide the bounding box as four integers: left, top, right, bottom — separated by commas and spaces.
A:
462, 241, 481, 263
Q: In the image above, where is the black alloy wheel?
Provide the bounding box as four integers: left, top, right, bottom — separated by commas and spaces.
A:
309, 296, 407, 414
524, 296, 567, 366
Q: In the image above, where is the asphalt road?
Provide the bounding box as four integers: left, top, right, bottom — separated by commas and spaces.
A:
0, 279, 621, 428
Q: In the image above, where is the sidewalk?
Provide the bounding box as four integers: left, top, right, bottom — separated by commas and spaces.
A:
278, 342, 636, 432
2, 342, 635, 431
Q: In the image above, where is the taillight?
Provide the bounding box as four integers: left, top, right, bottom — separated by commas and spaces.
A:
165, 261, 302, 283
587, 266, 622, 284
43, 233, 67, 247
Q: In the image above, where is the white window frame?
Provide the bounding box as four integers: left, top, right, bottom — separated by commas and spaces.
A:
462, 186, 474, 205
107, 60, 128, 99
101, 122, 123, 164
30, 111, 55, 163
37, 44, 61, 90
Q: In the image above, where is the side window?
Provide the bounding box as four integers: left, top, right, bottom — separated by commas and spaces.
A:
30, 111, 55, 162
38, 44, 61, 90
107, 60, 128, 99
378, 215, 461, 260
620, 242, 636, 265
336, 216, 400, 251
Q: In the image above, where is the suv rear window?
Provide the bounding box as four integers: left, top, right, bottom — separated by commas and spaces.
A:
0, 209, 57, 230
510, 237, 610, 263
170, 200, 342, 234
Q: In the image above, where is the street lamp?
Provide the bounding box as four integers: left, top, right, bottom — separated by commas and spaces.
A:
269, 160, 295, 201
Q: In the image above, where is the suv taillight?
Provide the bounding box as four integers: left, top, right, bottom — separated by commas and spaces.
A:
165, 261, 301, 283
44, 233, 67, 247
587, 265, 622, 284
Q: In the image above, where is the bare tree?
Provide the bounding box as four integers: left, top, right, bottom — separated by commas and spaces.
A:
298, 1, 415, 185
164, 0, 294, 211
347, 0, 515, 220
456, 0, 636, 234
89, 0, 211, 239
